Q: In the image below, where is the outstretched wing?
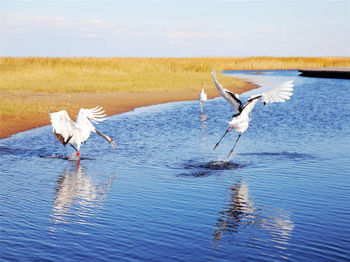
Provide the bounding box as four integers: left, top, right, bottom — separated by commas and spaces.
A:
240, 81, 294, 116
50, 110, 75, 146
212, 69, 243, 114
261, 81, 294, 104
76, 106, 107, 126
241, 95, 262, 116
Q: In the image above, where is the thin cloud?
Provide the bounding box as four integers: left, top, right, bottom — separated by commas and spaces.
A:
164, 24, 240, 41
82, 34, 101, 38
260, 27, 278, 34
3, 14, 69, 27
166, 30, 210, 39
88, 19, 102, 24
2, 14, 124, 38
165, 24, 212, 39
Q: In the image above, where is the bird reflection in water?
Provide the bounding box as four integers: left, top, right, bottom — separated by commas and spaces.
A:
213, 180, 294, 250
50, 162, 114, 224
200, 113, 207, 123
199, 113, 208, 153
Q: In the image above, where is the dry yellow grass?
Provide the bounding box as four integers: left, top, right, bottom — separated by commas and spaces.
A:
2, 56, 349, 94
1, 57, 246, 122
1, 57, 245, 93
1, 56, 349, 138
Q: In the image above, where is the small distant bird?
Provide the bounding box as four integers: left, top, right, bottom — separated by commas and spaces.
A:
211, 69, 294, 158
198, 81, 208, 114
49, 106, 117, 158
198, 81, 208, 103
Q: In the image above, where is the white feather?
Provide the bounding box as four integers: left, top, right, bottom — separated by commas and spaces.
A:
260, 81, 294, 104
212, 69, 243, 114
198, 88, 208, 102
49, 106, 116, 153
76, 106, 107, 125
50, 110, 76, 141
213, 78, 295, 158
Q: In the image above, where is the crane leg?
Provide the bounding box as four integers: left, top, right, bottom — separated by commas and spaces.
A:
70, 145, 78, 152
213, 128, 231, 150
69, 145, 80, 158
227, 133, 242, 159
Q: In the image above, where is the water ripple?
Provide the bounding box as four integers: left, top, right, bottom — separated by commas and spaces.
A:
239, 151, 316, 160
1, 71, 350, 261
177, 160, 246, 177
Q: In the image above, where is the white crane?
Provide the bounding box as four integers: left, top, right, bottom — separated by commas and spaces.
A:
211, 69, 294, 159
198, 81, 208, 114
198, 81, 208, 103
49, 106, 117, 158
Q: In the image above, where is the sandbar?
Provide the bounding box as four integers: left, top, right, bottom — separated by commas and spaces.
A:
0, 81, 257, 139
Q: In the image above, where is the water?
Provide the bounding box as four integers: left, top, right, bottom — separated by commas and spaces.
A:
1, 70, 349, 261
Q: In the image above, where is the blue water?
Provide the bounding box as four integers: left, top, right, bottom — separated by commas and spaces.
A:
1, 70, 349, 261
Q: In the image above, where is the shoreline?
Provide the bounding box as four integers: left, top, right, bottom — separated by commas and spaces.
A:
298, 67, 350, 79
0, 80, 258, 139
2, 57, 349, 139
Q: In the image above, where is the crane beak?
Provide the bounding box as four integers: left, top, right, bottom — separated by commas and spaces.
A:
108, 137, 117, 150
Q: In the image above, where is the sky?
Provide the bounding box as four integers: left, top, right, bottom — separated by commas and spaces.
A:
1, 0, 349, 57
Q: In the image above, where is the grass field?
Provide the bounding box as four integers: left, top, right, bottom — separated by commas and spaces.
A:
2, 56, 350, 93
1, 56, 350, 135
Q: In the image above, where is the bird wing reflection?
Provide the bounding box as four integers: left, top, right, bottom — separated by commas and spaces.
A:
213, 180, 294, 249
51, 163, 114, 224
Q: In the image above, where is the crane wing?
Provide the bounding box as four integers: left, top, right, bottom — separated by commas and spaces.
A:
50, 110, 76, 146
241, 81, 293, 115
261, 81, 294, 104
242, 95, 262, 116
76, 106, 107, 125
225, 89, 243, 113
212, 69, 243, 114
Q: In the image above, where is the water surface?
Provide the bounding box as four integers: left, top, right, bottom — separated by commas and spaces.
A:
1, 70, 349, 261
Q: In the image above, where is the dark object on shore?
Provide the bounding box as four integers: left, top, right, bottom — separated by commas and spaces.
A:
299, 67, 350, 79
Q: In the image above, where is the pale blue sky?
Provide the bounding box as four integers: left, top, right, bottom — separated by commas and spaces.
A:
1, 0, 349, 57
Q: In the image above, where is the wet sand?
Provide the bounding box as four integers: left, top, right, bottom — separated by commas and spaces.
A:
0, 82, 257, 139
